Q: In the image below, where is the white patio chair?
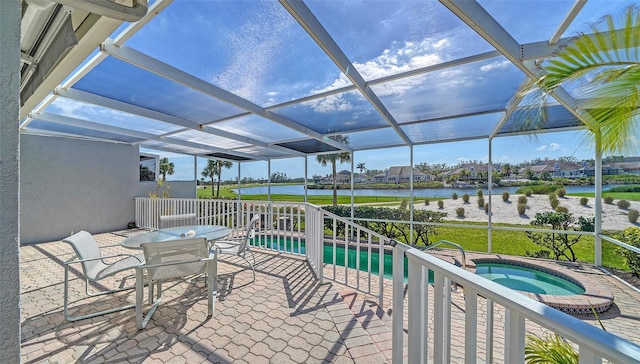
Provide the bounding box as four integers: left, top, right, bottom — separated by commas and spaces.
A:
62, 230, 143, 322
212, 214, 259, 282
159, 213, 197, 229
135, 237, 217, 329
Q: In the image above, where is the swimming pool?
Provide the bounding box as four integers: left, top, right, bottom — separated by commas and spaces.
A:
471, 258, 613, 314
251, 237, 613, 313
475, 262, 584, 296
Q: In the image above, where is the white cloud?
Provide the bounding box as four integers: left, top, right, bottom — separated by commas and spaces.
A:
536, 145, 547, 151
480, 60, 511, 72
549, 143, 561, 151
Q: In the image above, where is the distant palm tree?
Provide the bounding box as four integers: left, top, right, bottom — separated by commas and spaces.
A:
202, 159, 233, 198
159, 157, 174, 181
501, 163, 513, 179
356, 162, 367, 177
316, 135, 350, 206
515, 6, 640, 154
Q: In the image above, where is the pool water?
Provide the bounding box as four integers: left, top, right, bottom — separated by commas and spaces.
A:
475, 263, 585, 296
252, 237, 403, 280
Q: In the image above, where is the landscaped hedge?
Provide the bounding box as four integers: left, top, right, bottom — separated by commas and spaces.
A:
608, 184, 640, 193
516, 184, 564, 195
322, 205, 447, 246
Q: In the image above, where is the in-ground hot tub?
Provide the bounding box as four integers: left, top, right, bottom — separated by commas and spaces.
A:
471, 258, 614, 314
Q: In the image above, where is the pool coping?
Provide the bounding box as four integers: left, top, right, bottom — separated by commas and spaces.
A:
466, 256, 614, 314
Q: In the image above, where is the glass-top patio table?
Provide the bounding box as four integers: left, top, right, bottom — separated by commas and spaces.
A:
121, 225, 232, 249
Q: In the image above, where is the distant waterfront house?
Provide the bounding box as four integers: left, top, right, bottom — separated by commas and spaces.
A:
314, 170, 369, 185
520, 160, 582, 178
373, 166, 429, 183
442, 163, 488, 180
610, 161, 640, 175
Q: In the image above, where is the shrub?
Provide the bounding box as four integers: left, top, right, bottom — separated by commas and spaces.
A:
456, 207, 465, 218
399, 200, 408, 210
550, 198, 559, 209
424, 198, 429, 206
502, 191, 510, 202
525, 190, 533, 197
604, 196, 614, 204
452, 192, 458, 200
556, 187, 566, 198
629, 209, 639, 223
438, 200, 444, 209
579, 197, 588, 206
608, 184, 640, 192
617, 199, 631, 209
484, 203, 489, 213
477, 196, 485, 208
517, 203, 527, 215
526, 212, 586, 262
477, 189, 483, 198
462, 194, 470, 203
555, 206, 568, 213
518, 196, 527, 204
617, 227, 640, 277
516, 184, 564, 195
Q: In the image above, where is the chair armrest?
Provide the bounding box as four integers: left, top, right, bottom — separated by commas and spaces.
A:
64, 253, 143, 266
135, 256, 214, 271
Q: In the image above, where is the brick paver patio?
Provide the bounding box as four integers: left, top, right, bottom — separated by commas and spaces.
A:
19, 229, 640, 363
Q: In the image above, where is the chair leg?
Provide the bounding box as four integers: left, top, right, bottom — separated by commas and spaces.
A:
64, 264, 135, 322
137, 274, 163, 330
247, 249, 256, 266
242, 256, 256, 283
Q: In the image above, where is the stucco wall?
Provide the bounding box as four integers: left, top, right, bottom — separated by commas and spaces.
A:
20, 134, 140, 244
0, 1, 22, 361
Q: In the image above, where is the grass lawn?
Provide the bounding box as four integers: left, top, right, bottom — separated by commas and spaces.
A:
431, 221, 627, 270
570, 192, 640, 201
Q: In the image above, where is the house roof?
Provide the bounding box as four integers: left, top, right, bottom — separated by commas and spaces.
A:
18, 0, 635, 162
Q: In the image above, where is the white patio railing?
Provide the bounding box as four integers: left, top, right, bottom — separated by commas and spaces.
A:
391, 240, 640, 363
135, 198, 640, 363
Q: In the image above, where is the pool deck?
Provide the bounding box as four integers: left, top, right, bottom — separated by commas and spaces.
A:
19, 229, 640, 363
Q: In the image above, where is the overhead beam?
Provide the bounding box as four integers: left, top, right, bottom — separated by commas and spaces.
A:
549, 0, 587, 45
439, 0, 598, 131
55, 88, 305, 157
102, 39, 352, 153
280, 0, 413, 146
30, 112, 263, 160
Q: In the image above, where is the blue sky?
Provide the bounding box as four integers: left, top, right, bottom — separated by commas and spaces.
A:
39, 1, 639, 182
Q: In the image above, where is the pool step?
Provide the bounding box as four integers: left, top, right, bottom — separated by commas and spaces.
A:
338, 288, 405, 362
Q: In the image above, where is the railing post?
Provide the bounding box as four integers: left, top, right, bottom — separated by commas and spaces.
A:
392, 242, 408, 364
505, 309, 525, 363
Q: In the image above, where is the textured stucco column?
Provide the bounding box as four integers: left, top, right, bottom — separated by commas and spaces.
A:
0, 1, 22, 362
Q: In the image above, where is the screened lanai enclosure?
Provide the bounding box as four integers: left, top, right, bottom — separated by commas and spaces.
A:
4, 0, 640, 362
16, 0, 639, 261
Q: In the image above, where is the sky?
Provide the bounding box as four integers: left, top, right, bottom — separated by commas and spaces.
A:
152, 128, 613, 181
35, 0, 639, 182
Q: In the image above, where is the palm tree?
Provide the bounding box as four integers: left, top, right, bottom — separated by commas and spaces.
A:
356, 162, 367, 175
501, 163, 513, 179
201, 159, 233, 198
515, 6, 640, 154
158, 157, 174, 182
356, 162, 367, 183
316, 135, 350, 206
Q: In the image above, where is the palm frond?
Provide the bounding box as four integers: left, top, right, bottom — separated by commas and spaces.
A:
525, 333, 578, 364
512, 5, 640, 154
